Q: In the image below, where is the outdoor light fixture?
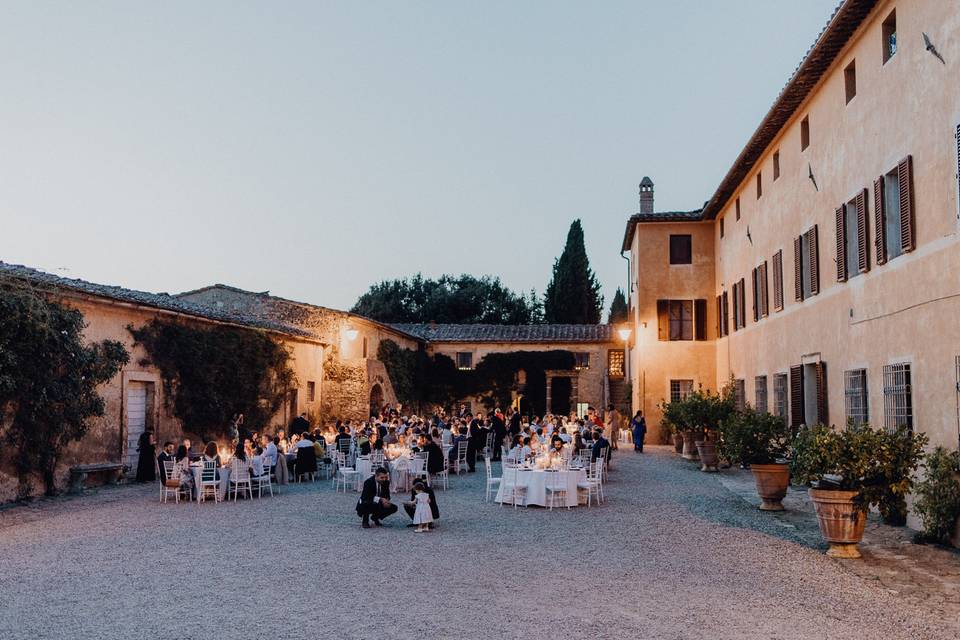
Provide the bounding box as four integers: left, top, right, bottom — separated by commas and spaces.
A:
344, 327, 359, 341
618, 327, 632, 342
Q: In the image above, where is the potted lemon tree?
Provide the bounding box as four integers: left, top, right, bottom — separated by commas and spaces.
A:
719, 408, 791, 510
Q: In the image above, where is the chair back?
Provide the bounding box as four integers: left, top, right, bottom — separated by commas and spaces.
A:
484, 456, 493, 479
201, 459, 217, 483
370, 452, 385, 468
231, 457, 251, 480
409, 457, 427, 476
457, 441, 468, 463
337, 438, 351, 454
297, 446, 318, 474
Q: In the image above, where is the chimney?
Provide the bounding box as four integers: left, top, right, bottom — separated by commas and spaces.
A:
639, 176, 654, 214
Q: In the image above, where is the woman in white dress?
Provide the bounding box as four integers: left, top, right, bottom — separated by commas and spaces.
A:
412, 482, 434, 532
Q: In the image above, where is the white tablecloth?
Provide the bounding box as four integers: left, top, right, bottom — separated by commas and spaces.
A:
355, 456, 416, 492
496, 467, 586, 507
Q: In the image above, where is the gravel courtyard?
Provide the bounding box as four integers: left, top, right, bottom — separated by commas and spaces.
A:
1, 448, 957, 640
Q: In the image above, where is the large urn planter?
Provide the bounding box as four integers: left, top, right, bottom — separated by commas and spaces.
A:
681, 431, 699, 460
673, 433, 684, 454
695, 441, 718, 472
809, 488, 867, 559
751, 463, 790, 511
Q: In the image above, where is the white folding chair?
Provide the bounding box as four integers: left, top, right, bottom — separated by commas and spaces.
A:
499, 465, 527, 509
253, 460, 274, 498
229, 459, 253, 501
455, 441, 469, 476
333, 452, 361, 493
198, 460, 220, 504
577, 459, 603, 507
544, 471, 570, 511
483, 456, 501, 502
160, 461, 186, 504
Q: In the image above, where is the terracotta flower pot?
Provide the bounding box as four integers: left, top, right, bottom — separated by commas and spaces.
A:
673, 433, 684, 453
681, 431, 699, 460
809, 488, 867, 559
695, 441, 718, 472
751, 463, 790, 511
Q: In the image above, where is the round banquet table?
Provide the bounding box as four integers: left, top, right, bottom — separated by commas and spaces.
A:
495, 466, 587, 508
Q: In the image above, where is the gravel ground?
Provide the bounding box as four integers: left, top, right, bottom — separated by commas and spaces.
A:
0, 447, 956, 640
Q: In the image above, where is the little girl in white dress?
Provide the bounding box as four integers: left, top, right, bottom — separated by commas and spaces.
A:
412, 482, 433, 532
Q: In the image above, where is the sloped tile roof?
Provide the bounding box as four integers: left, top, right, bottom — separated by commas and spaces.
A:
0, 262, 313, 338
621, 209, 705, 251
392, 323, 615, 344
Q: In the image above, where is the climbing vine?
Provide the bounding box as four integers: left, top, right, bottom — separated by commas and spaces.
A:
129, 319, 295, 441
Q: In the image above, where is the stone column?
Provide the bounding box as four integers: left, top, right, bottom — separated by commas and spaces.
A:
571, 375, 579, 411
545, 375, 552, 414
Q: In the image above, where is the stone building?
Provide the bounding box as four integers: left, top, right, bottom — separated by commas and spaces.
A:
394, 323, 627, 416
621, 0, 960, 518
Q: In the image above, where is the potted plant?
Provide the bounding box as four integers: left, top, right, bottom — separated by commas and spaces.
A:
658, 399, 686, 455
791, 423, 926, 559
876, 425, 928, 526
913, 446, 960, 546
690, 387, 735, 471
719, 409, 791, 510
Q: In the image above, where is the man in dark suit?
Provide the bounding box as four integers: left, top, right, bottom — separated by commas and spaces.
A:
290, 412, 310, 435
156, 441, 175, 479
403, 480, 440, 529
467, 414, 483, 472
418, 435, 445, 475
508, 408, 522, 439
490, 410, 507, 461
591, 430, 611, 464
356, 468, 397, 528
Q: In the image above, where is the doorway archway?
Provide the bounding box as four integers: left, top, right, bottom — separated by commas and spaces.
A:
369, 383, 384, 418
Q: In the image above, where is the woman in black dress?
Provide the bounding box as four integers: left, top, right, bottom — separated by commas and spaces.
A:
135, 430, 157, 482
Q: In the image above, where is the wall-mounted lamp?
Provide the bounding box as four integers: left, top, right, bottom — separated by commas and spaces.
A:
617, 327, 633, 342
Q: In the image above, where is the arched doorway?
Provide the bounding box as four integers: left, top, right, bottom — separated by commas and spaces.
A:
369, 383, 384, 418
551, 377, 572, 415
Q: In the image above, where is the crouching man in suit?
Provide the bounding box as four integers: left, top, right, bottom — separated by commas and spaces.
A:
356, 467, 398, 529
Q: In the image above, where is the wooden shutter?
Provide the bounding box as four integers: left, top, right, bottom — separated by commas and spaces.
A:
874, 176, 887, 265
856, 188, 869, 272
739, 278, 746, 328
656, 300, 669, 341
731, 283, 739, 329
694, 299, 707, 340
715, 295, 721, 336
808, 225, 820, 296
760, 261, 769, 317
793, 236, 803, 301
721, 291, 729, 336
790, 365, 804, 427
898, 155, 915, 252
751, 267, 759, 322
815, 361, 828, 425
835, 205, 847, 282
773, 250, 783, 311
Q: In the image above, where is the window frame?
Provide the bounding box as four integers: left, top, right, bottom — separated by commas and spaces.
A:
882, 362, 913, 432
574, 352, 591, 370
882, 10, 897, 65
456, 351, 474, 371
755, 375, 768, 414
773, 373, 788, 419
669, 234, 693, 265
843, 369, 868, 426
669, 379, 694, 404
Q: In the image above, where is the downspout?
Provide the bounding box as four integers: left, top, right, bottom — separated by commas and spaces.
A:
621, 249, 632, 408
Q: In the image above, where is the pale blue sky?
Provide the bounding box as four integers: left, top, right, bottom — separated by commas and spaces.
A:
0, 0, 839, 313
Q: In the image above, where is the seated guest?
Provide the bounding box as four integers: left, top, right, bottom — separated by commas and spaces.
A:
418, 435, 445, 475
157, 441, 175, 478
251, 446, 266, 477
507, 435, 524, 462
233, 442, 248, 464
384, 426, 399, 446
448, 426, 469, 463
334, 425, 352, 452
521, 437, 533, 461
262, 435, 278, 470
592, 429, 610, 462
202, 442, 222, 467
357, 431, 371, 456
174, 444, 195, 496
356, 467, 397, 528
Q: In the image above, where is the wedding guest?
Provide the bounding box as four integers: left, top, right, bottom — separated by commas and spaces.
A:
202, 442, 221, 467
404, 480, 439, 530
410, 482, 434, 533
262, 435, 279, 470
174, 444, 195, 497
631, 410, 647, 453
290, 412, 310, 435
157, 441, 175, 479
135, 430, 156, 482
356, 468, 397, 528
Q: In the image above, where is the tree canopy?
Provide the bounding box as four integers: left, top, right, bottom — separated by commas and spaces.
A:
543, 220, 604, 324
351, 273, 541, 325
0, 282, 129, 496
608, 287, 628, 323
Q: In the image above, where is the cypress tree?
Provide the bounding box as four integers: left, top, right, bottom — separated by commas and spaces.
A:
543, 220, 603, 324
608, 287, 628, 323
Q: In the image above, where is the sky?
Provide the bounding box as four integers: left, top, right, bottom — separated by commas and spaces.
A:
0, 0, 840, 315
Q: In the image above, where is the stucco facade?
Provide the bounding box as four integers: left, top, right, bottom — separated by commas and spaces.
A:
622, 0, 960, 529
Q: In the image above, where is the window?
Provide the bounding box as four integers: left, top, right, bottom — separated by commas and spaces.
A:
773, 151, 780, 181
670, 379, 694, 403
752, 262, 769, 321
844, 369, 868, 426
456, 352, 474, 370
362, 336, 369, 359
731, 280, 747, 330
844, 60, 856, 104
800, 116, 810, 151
883, 363, 912, 431
772, 250, 784, 311
875, 157, 915, 265
882, 10, 897, 64
795, 226, 819, 301
669, 234, 692, 265
837, 191, 868, 282
773, 373, 788, 419
574, 352, 590, 370
734, 379, 746, 412
756, 172, 762, 199
720, 291, 729, 336
720, 217, 725, 238
735, 197, 741, 220
306, 381, 316, 402
755, 376, 768, 414
657, 299, 707, 341
608, 350, 625, 377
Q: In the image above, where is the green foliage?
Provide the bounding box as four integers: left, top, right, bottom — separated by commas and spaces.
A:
0, 282, 129, 496
790, 423, 927, 513
913, 447, 960, 544
719, 408, 790, 465
607, 288, 628, 324
543, 220, 603, 324
129, 319, 295, 441
376, 339, 573, 416
351, 273, 541, 324
657, 386, 735, 440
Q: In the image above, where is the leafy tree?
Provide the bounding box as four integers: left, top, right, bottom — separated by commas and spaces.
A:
352, 274, 538, 324
543, 220, 603, 324
129, 320, 295, 441
608, 287, 628, 323
0, 282, 129, 497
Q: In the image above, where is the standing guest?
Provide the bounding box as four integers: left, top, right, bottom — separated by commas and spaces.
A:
156, 441, 175, 479
135, 430, 157, 482
467, 414, 482, 472
356, 468, 397, 528
490, 410, 506, 461
508, 407, 522, 439
631, 411, 647, 453
290, 412, 310, 435
404, 480, 440, 528
605, 404, 622, 450
409, 481, 434, 533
